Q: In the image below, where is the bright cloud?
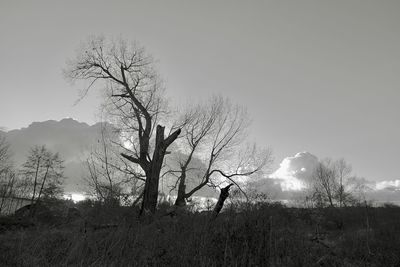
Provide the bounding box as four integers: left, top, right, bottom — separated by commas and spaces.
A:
374, 180, 400, 191
256, 151, 400, 205
269, 152, 319, 191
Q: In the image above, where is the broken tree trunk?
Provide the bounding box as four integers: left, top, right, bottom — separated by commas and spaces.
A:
140, 125, 181, 215
212, 183, 234, 219
141, 126, 167, 214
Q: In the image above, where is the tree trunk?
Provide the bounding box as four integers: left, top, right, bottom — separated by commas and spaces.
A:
36, 165, 50, 203
327, 193, 334, 208
212, 183, 234, 218
31, 158, 41, 205
141, 162, 164, 214
140, 125, 180, 214
174, 172, 187, 206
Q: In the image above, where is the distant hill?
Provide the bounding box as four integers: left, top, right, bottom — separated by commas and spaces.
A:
2, 119, 398, 204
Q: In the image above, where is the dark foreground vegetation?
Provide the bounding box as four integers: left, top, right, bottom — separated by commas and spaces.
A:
1, 200, 400, 267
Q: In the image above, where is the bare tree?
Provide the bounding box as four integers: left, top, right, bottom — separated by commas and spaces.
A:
65, 36, 181, 214
309, 158, 355, 207
312, 160, 337, 207
334, 158, 352, 207
346, 176, 372, 205
0, 135, 12, 175
0, 135, 16, 213
21, 145, 64, 208
167, 96, 271, 208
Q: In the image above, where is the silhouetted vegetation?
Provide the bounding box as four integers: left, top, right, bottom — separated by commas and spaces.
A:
1, 199, 400, 266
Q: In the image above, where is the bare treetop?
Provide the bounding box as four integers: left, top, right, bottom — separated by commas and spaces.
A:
65, 36, 169, 165
167, 96, 272, 206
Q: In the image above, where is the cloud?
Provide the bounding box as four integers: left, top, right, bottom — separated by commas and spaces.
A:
252, 151, 400, 205
269, 152, 319, 191
374, 180, 400, 191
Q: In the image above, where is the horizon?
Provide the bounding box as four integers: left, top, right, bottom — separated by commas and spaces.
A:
2, 117, 400, 204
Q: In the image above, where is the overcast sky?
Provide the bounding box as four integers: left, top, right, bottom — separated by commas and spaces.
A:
1, 0, 399, 182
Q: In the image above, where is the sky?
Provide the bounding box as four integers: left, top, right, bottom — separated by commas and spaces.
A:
0, 0, 399, 183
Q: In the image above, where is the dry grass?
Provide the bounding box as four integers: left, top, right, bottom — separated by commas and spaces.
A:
1, 201, 400, 266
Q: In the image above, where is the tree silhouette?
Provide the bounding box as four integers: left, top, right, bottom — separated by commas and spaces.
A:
21, 145, 64, 208
65, 36, 181, 214
167, 96, 271, 207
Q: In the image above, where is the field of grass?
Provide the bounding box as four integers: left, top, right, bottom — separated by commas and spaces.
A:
1, 201, 400, 266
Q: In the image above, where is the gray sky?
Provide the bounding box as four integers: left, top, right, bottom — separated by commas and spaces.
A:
1, 0, 399, 182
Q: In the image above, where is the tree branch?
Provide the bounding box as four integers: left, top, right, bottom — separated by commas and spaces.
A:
121, 153, 140, 164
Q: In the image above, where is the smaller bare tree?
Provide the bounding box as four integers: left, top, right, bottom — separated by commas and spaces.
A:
334, 158, 353, 207
21, 145, 65, 208
0, 135, 17, 213
166, 96, 272, 213
309, 158, 355, 207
